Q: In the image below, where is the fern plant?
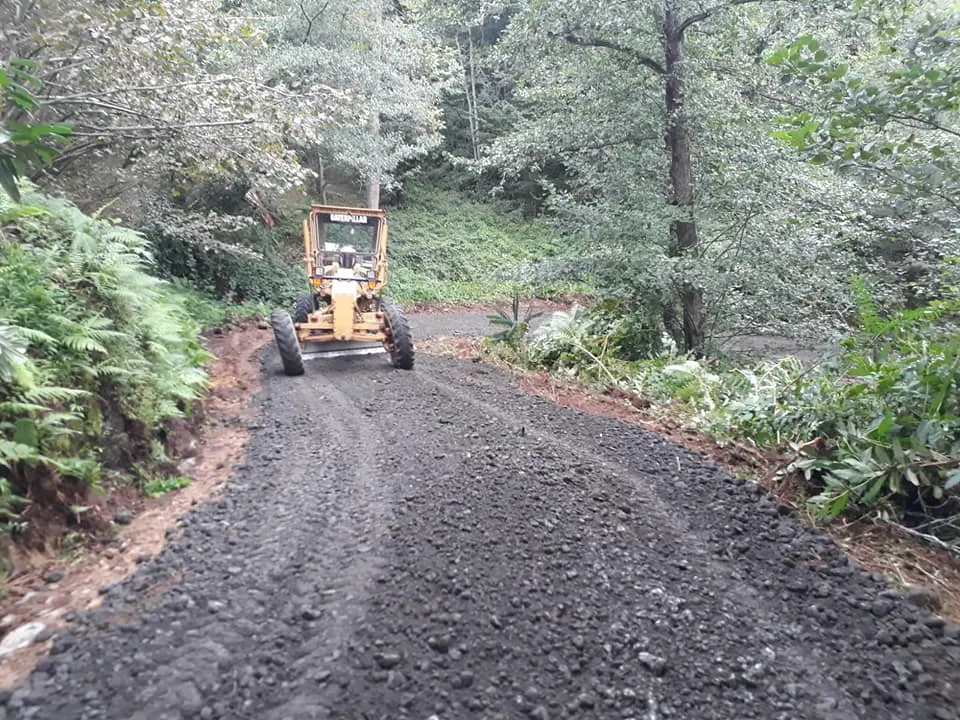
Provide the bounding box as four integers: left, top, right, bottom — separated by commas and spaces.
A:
0, 185, 211, 535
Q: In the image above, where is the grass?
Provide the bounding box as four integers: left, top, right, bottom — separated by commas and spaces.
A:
167, 279, 270, 330
143, 475, 191, 498
383, 183, 585, 304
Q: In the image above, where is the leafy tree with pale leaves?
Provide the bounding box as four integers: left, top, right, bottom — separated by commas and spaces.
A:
251, 0, 460, 206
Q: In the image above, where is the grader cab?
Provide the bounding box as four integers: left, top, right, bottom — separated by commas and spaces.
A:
270, 205, 414, 376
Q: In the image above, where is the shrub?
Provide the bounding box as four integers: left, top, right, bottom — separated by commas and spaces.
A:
0, 186, 211, 538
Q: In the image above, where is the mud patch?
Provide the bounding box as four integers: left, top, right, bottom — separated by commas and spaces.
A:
0, 322, 270, 688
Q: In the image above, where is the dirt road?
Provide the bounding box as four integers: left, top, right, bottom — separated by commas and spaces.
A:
4, 313, 958, 719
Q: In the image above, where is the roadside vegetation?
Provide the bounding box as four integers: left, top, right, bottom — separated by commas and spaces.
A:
479, 281, 960, 549
0, 187, 212, 558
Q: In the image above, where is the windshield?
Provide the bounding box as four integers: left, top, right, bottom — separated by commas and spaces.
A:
313, 210, 381, 274
320, 222, 377, 253
316, 211, 380, 253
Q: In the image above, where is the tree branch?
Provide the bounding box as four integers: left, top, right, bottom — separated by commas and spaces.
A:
70, 118, 256, 139
681, 0, 792, 33
880, 518, 960, 557
888, 113, 960, 139
554, 31, 666, 74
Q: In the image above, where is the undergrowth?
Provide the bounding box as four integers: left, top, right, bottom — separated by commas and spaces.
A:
0, 185, 212, 548
487, 284, 960, 544
384, 183, 588, 304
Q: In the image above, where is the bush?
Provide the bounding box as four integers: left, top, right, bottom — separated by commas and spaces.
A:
760, 283, 960, 524
145, 218, 306, 307
0, 186, 212, 538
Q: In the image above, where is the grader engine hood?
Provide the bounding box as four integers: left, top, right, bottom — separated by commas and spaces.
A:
331, 269, 361, 341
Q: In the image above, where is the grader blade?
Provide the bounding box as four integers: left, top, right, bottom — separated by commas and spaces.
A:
301, 341, 386, 360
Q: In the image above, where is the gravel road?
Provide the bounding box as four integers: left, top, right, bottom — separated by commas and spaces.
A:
5, 312, 958, 720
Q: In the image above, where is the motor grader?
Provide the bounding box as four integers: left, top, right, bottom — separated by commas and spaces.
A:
270, 204, 414, 376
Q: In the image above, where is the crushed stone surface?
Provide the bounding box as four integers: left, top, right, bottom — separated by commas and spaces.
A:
4, 312, 959, 719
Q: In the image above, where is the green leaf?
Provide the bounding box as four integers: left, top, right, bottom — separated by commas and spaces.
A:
12, 418, 39, 448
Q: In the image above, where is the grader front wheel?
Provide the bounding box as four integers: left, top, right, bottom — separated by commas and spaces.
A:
271, 309, 305, 376
294, 294, 313, 324
381, 298, 414, 370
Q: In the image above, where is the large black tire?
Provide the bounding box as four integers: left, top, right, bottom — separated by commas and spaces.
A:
381, 297, 414, 370
271, 309, 304, 376
294, 293, 313, 324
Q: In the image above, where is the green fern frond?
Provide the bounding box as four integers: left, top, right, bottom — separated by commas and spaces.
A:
23, 385, 91, 403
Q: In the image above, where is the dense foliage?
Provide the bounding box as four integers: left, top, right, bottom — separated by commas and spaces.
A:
0, 186, 211, 542
385, 183, 581, 303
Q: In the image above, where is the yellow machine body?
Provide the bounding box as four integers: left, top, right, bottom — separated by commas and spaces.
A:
297, 205, 389, 346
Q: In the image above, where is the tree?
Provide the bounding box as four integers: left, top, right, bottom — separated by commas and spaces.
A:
0, 0, 336, 205
251, 0, 459, 206
769, 1, 960, 306
480, 0, 866, 353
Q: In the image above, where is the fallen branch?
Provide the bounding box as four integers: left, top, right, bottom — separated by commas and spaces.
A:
880, 518, 960, 558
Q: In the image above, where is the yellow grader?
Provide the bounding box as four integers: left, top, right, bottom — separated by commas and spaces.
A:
270, 204, 414, 375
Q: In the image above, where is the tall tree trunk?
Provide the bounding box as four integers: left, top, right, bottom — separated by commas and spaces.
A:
663, 7, 705, 355
318, 153, 328, 204
366, 111, 380, 209
468, 33, 481, 162
456, 32, 481, 162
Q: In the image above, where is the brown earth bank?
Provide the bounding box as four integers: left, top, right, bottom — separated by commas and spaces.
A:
419, 334, 960, 624
0, 321, 270, 689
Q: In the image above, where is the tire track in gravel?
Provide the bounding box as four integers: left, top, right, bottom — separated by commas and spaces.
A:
417, 368, 853, 709
4, 313, 959, 720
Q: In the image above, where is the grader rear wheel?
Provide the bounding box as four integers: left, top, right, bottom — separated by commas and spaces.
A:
271, 309, 305, 376
380, 297, 414, 370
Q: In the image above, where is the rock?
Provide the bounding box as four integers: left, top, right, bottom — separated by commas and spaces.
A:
34, 627, 55, 644
427, 635, 451, 653
374, 652, 401, 669
576, 693, 595, 709
452, 671, 474, 689
114, 510, 133, 526
257, 321, 269, 331
529, 705, 549, 720
905, 586, 942, 612
168, 681, 203, 716
0, 622, 48, 658
637, 651, 668, 676
42, 570, 64, 584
